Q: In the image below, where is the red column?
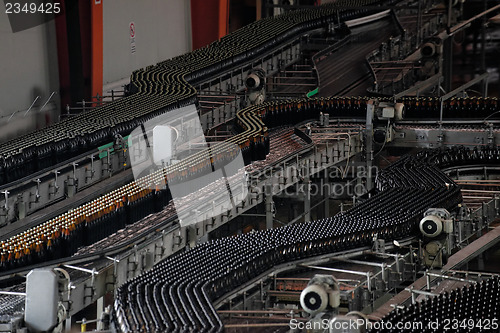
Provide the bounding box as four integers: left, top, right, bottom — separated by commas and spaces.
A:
91, 1, 103, 102
54, 1, 71, 111
218, 0, 229, 39
191, 0, 229, 50
79, 0, 91, 100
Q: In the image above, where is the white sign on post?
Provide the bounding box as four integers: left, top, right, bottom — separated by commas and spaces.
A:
130, 22, 136, 54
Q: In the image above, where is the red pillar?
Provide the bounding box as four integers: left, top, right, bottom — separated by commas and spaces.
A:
218, 0, 229, 39
191, 0, 229, 50
79, 0, 91, 100
91, 1, 103, 102
54, 1, 71, 111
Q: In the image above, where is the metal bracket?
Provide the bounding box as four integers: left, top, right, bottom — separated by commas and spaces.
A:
154, 243, 165, 261
72, 162, 78, 179
15, 194, 25, 220
205, 217, 216, 232
173, 232, 183, 247
2, 190, 10, 210
236, 199, 246, 213
63, 265, 98, 284
49, 170, 60, 198
86, 155, 96, 183
405, 285, 438, 304
126, 253, 138, 279
83, 284, 96, 302
0, 190, 10, 226
30, 179, 41, 207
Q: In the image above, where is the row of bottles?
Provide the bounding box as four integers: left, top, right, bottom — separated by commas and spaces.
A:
402, 96, 498, 119
261, 97, 369, 128
417, 146, 500, 169
0, 86, 274, 271
0, 183, 171, 272
0, 90, 275, 272
7, 90, 493, 272
0, 0, 495, 189
371, 276, 500, 333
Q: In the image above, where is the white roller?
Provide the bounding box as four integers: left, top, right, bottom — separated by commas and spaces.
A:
394, 103, 405, 120
419, 215, 443, 238
300, 284, 329, 315
421, 42, 436, 57
245, 73, 261, 90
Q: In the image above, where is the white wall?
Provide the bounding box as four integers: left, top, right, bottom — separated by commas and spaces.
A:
103, 0, 192, 87
0, 1, 191, 142
0, 12, 60, 142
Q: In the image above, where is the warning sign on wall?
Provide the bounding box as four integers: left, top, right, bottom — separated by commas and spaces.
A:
130, 22, 136, 54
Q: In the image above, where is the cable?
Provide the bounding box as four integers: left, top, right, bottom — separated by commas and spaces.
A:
482, 110, 500, 122
374, 118, 390, 158
342, 133, 352, 179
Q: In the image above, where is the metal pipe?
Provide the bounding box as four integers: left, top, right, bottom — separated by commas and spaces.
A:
440, 72, 489, 101
330, 257, 386, 268
269, 82, 317, 86
406, 288, 438, 297
0, 291, 26, 296
456, 180, 500, 184
199, 101, 227, 105
39, 92, 57, 112
63, 264, 98, 275
426, 272, 476, 284
394, 74, 442, 99
365, 101, 374, 191
224, 323, 296, 328
417, 0, 422, 46
301, 264, 371, 277
272, 76, 316, 80
218, 310, 294, 314
445, 269, 499, 276
7, 110, 19, 122
450, 3, 500, 35
461, 189, 500, 194
23, 96, 40, 117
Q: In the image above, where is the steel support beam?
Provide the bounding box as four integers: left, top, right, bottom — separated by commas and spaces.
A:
365, 101, 374, 192
304, 176, 311, 222
265, 184, 274, 229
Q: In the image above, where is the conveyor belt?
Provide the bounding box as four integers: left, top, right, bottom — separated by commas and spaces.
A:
1, 0, 499, 272
369, 275, 500, 333
113, 154, 462, 332
112, 146, 500, 333
371, 223, 500, 321
0, 0, 408, 264
1, 1, 500, 329
0, 169, 134, 241
317, 18, 401, 96
1, 95, 499, 273
72, 127, 308, 257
